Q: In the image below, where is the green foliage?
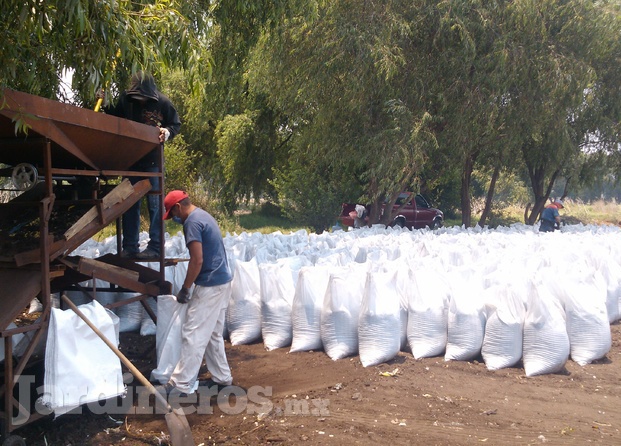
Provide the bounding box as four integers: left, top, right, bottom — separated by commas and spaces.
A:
163, 134, 197, 192
215, 107, 278, 203
271, 145, 347, 234
1, 0, 210, 103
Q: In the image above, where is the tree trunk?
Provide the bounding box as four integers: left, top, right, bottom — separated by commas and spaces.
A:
524, 156, 560, 225
461, 153, 476, 228
560, 177, 570, 201
477, 165, 500, 227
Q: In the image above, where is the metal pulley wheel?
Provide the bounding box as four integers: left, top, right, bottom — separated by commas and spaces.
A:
11, 163, 38, 191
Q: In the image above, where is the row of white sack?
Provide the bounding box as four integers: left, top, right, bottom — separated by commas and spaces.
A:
223, 259, 617, 377
46, 241, 619, 378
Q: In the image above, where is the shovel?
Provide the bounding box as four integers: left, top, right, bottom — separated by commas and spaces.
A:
61, 295, 195, 446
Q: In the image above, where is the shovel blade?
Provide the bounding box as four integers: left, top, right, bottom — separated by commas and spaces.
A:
165, 408, 195, 446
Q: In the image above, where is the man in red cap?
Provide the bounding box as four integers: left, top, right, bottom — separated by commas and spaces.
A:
160, 190, 234, 395
539, 199, 565, 232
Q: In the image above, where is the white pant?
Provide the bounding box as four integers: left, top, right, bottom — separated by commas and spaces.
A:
169, 282, 232, 393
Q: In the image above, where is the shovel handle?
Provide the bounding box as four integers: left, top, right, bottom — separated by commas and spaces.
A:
60, 295, 171, 410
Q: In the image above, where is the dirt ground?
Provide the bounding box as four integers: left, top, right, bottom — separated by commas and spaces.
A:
8, 321, 621, 446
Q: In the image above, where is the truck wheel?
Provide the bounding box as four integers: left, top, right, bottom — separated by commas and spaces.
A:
431, 218, 443, 230
393, 218, 405, 228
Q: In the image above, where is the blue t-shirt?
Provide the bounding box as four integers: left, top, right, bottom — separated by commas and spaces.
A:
540, 206, 559, 222
183, 208, 232, 287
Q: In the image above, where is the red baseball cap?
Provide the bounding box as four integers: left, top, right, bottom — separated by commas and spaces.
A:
163, 190, 189, 220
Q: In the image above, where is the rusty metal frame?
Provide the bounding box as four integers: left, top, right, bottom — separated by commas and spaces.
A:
0, 89, 170, 439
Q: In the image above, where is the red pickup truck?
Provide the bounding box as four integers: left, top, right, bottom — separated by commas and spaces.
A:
339, 193, 444, 230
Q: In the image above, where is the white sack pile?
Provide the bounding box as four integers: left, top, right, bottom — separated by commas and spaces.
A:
72, 223, 621, 377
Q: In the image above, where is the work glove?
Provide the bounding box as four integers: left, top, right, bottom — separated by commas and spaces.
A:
159, 127, 170, 143
176, 286, 191, 304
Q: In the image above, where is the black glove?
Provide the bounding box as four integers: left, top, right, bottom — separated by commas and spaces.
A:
176, 286, 191, 304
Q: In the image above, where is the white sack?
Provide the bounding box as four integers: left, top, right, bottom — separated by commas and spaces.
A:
481, 286, 525, 370
260, 256, 310, 351
598, 260, 621, 323
227, 259, 262, 345
42, 300, 123, 416
444, 271, 487, 361
523, 283, 569, 377
407, 266, 450, 359
383, 261, 410, 351
321, 265, 367, 360
115, 293, 144, 333
290, 266, 331, 353
150, 295, 189, 385
358, 270, 401, 367
550, 271, 611, 366
140, 297, 157, 336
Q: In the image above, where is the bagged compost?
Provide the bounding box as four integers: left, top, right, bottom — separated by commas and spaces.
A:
321, 264, 367, 360
523, 282, 569, 376
358, 270, 401, 367
550, 269, 611, 366
227, 259, 262, 345
115, 293, 144, 332
481, 285, 526, 370
260, 256, 310, 350
407, 266, 450, 359
444, 269, 487, 361
290, 266, 331, 353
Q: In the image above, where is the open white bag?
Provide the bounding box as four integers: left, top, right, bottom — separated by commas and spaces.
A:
150, 295, 189, 385
42, 300, 124, 416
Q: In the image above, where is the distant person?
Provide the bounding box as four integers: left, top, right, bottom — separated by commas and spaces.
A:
352, 204, 368, 228
161, 190, 234, 395
539, 199, 564, 232
104, 72, 181, 259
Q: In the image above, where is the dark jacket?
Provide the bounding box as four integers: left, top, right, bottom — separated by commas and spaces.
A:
106, 73, 181, 167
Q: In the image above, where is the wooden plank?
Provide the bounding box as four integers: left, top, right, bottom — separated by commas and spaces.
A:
53, 179, 151, 259
78, 257, 140, 288
76, 257, 161, 296
64, 179, 135, 240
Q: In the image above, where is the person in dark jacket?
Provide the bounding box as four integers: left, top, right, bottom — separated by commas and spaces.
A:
105, 72, 181, 259
539, 199, 564, 232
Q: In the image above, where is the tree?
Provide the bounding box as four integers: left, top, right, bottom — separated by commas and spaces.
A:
0, 1, 210, 104
501, 0, 621, 224
248, 0, 444, 229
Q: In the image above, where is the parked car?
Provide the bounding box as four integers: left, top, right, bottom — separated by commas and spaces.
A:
339, 193, 444, 230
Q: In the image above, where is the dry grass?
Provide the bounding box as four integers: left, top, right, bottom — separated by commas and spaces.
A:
450, 199, 621, 228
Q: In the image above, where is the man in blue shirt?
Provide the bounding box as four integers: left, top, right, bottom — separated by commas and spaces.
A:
161, 190, 233, 395
539, 199, 564, 232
